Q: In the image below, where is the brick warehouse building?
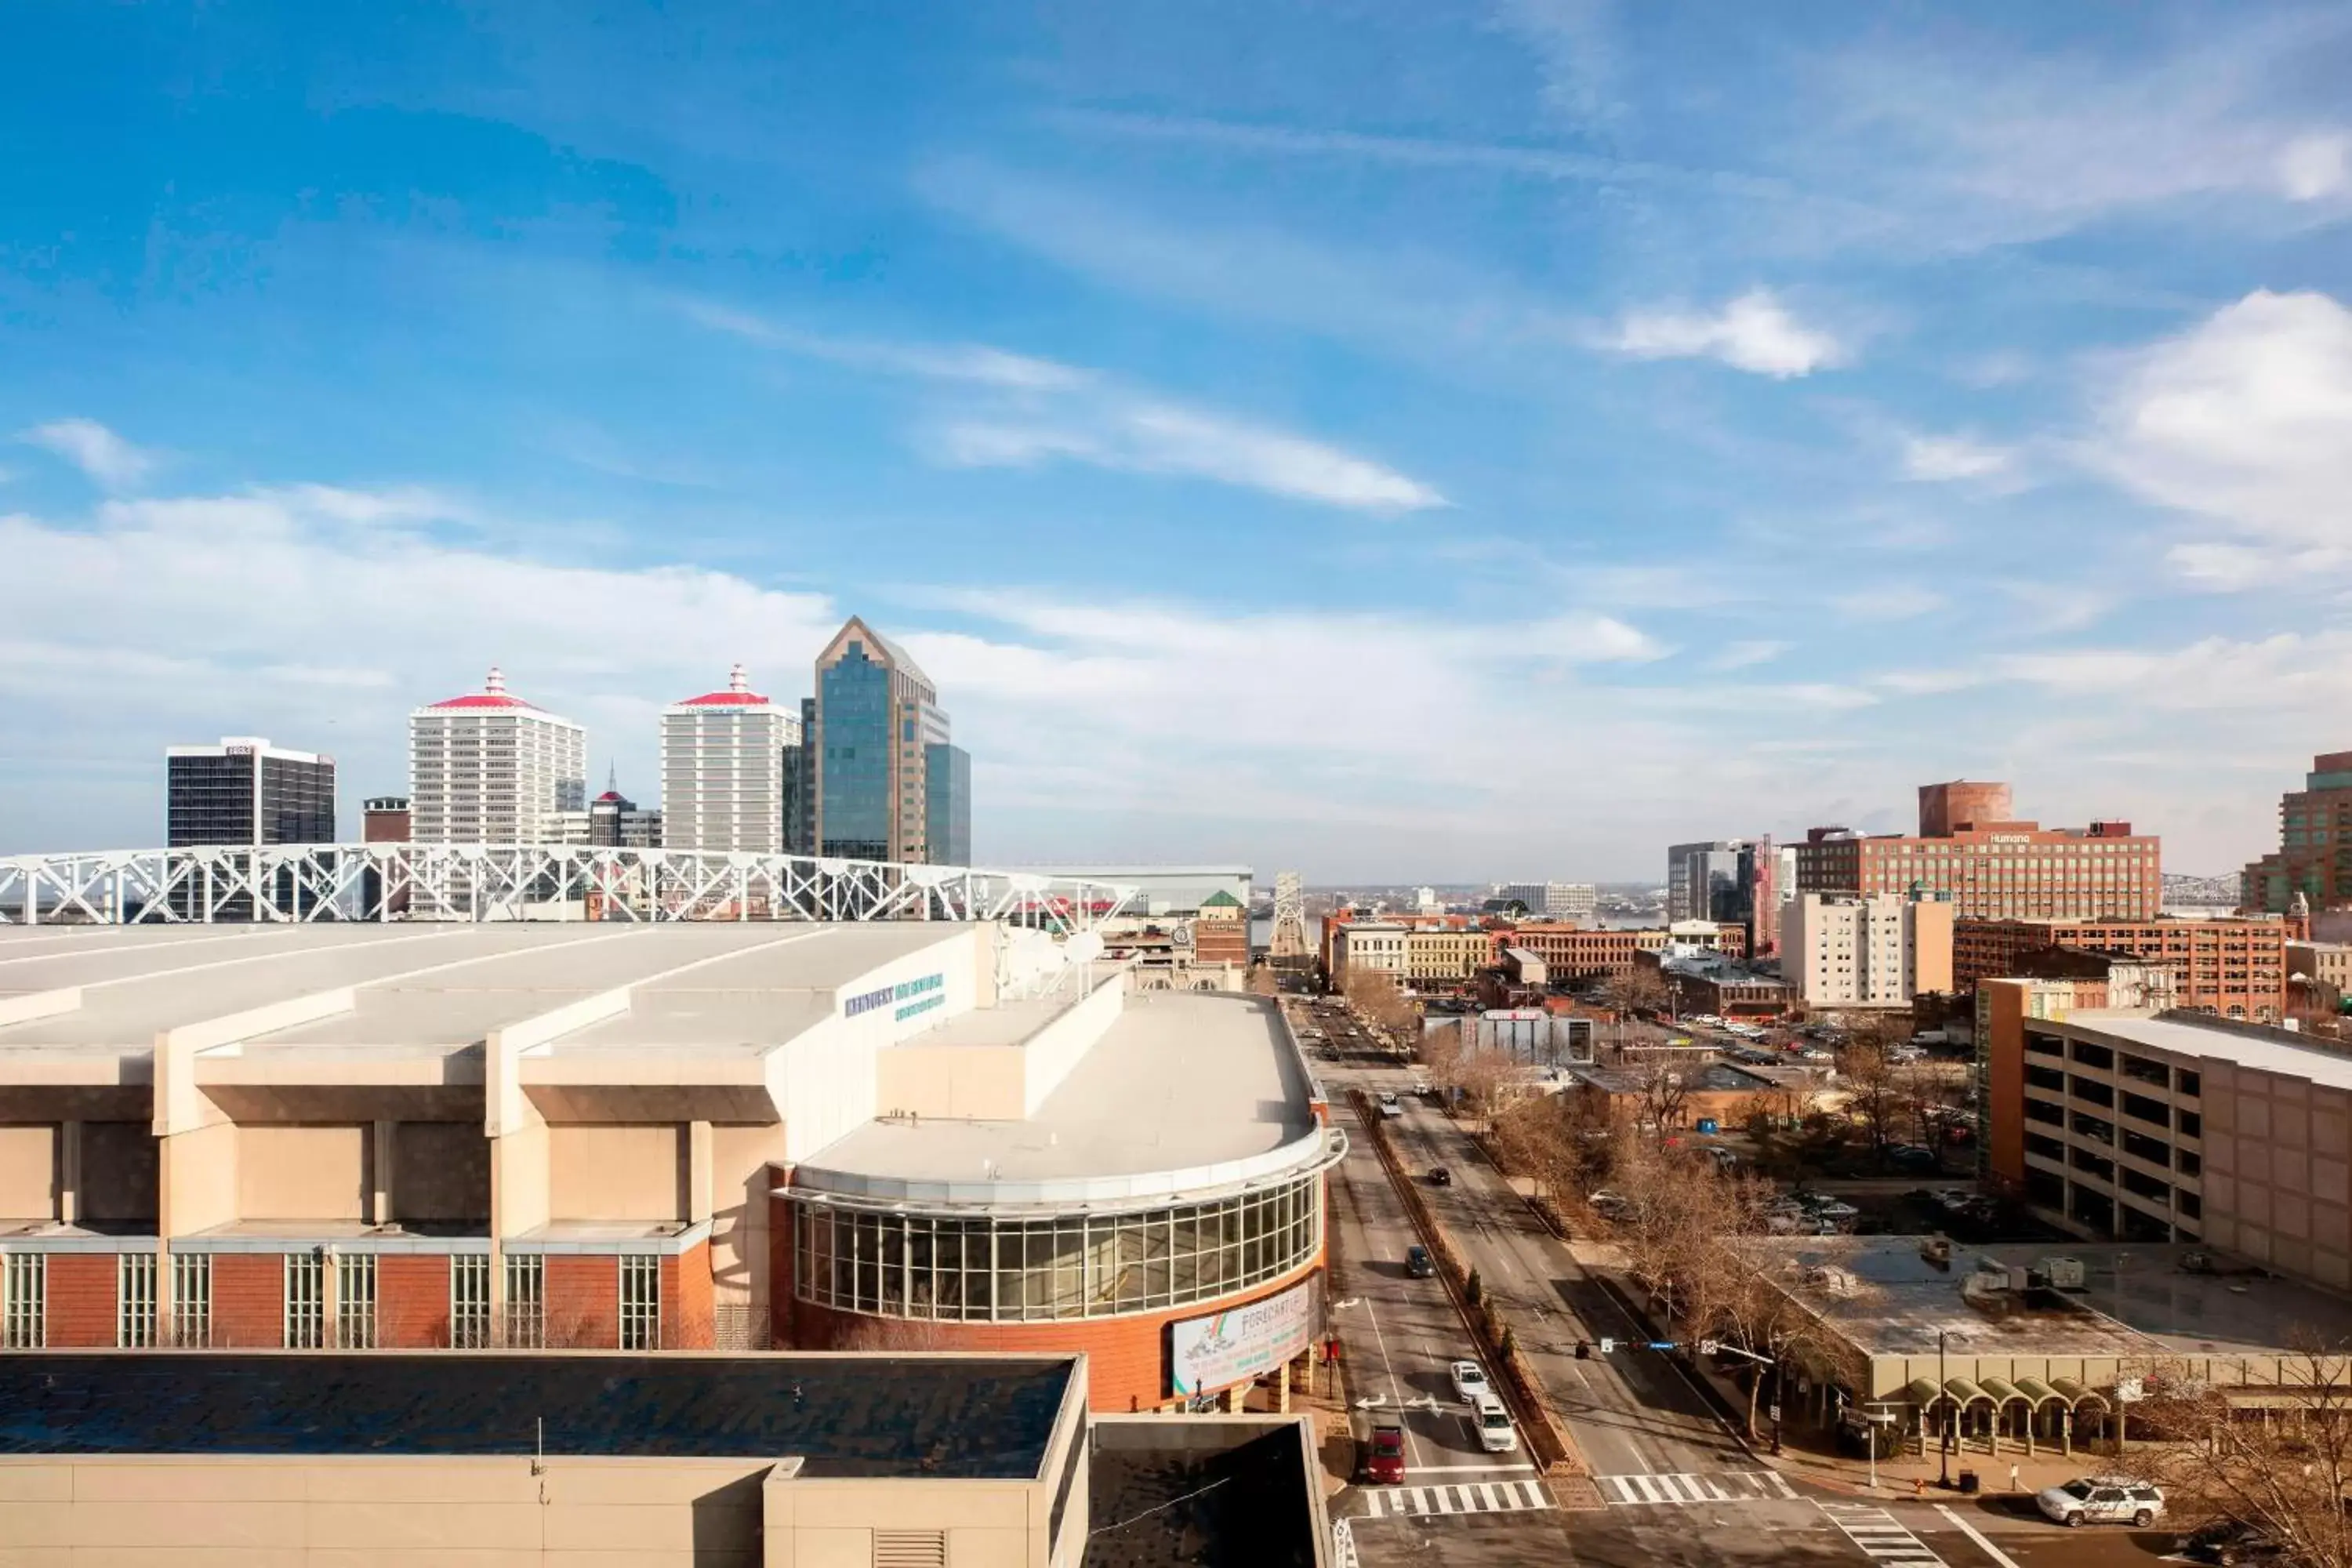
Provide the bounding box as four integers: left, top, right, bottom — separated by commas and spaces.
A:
1795, 779, 2161, 921
1955, 916, 2288, 1022
0, 923, 1341, 1414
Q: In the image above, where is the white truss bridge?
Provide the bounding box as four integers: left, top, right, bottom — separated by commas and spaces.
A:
0, 844, 1141, 929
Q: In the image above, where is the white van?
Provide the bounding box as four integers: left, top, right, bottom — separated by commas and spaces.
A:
1472, 1394, 1519, 1454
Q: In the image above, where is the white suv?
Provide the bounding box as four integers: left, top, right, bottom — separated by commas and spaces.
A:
1472, 1393, 1519, 1453
2036, 1477, 2164, 1528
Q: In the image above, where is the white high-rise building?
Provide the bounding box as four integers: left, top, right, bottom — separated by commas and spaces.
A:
660, 664, 804, 854
1779, 893, 1955, 1009
408, 667, 586, 844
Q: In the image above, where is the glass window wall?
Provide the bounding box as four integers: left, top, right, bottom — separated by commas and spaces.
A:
793, 1172, 1323, 1323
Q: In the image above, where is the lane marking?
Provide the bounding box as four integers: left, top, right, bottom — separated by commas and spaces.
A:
1817, 1504, 1949, 1566
1932, 1504, 2024, 1568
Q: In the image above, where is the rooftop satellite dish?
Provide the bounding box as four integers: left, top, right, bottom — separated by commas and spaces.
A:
1065, 931, 1105, 966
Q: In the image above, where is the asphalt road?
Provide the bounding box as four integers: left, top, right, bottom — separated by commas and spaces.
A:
1304, 997, 2187, 1568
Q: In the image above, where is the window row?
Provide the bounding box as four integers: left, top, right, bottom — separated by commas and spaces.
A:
0, 1251, 639, 1349
795, 1176, 1325, 1323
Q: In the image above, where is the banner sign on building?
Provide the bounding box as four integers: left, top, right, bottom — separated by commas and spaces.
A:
1168, 1282, 1314, 1396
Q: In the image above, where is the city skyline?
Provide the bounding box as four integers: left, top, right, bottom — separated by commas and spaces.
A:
3, 4, 2350, 877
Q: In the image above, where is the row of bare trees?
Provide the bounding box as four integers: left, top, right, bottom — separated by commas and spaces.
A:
1483, 1092, 1863, 1441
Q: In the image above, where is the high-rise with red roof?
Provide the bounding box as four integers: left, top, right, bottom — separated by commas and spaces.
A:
658, 663, 803, 854
407, 667, 586, 844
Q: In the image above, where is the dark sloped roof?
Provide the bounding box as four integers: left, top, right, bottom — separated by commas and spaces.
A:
0, 1354, 1073, 1479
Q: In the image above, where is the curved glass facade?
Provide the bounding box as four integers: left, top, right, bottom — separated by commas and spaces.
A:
793, 1171, 1324, 1323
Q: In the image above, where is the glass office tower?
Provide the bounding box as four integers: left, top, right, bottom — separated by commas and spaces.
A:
809, 618, 966, 864
926, 742, 971, 866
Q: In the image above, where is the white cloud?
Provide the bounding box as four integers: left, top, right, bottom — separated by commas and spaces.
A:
1901, 434, 2013, 483
686, 299, 1443, 511
1708, 640, 1790, 671
2167, 539, 2352, 592
16, 419, 157, 491
934, 401, 1446, 511
2278, 132, 2352, 201
2092, 289, 2352, 547
1609, 289, 1846, 377
1831, 584, 1943, 621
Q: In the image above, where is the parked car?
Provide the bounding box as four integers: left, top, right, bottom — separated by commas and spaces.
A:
1450, 1360, 1490, 1403
1365, 1423, 1407, 1484
2037, 1477, 2165, 1528
1886, 1144, 1940, 1173
1377, 1094, 1403, 1118
1406, 1244, 1436, 1278
1588, 1190, 1630, 1219
2176, 1519, 2287, 1564
1428, 1166, 1453, 1186
1472, 1394, 1520, 1453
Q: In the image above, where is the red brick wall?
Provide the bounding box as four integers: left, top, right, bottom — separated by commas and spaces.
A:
544, 1254, 616, 1348
662, 1243, 713, 1349
211, 1253, 285, 1348
45, 1254, 118, 1347
377, 1254, 452, 1348
793, 1262, 1323, 1413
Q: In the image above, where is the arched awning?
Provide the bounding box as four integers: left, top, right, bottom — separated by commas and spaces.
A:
2050, 1377, 2111, 1410
1977, 1374, 2031, 1410
1904, 1376, 1944, 1410
2013, 1375, 2067, 1408
1940, 1375, 1995, 1410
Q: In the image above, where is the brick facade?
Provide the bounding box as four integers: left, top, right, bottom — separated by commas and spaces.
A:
376, 1254, 452, 1348
45, 1253, 118, 1348
543, 1254, 617, 1348
789, 1261, 1323, 1414
209, 1252, 286, 1348
662, 1242, 714, 1349
1955, 917, 2286, 1022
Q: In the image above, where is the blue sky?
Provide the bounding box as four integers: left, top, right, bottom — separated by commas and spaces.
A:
2, 2, 2348, 880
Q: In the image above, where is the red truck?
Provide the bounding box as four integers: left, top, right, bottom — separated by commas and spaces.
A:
1364, 1423, 1406, 1485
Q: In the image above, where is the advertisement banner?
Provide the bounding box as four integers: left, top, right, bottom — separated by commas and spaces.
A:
1168, 1282, 1314, 1396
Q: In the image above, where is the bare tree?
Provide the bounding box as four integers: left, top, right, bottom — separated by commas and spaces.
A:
1344, 968, 1417, 1039
1602, 967, 1670, 1019
1246, 964, 1279, 997
1837, 1033, 1903, 1162
2134, 1345, 2352, 1568
1624, 1060, 1693, 1151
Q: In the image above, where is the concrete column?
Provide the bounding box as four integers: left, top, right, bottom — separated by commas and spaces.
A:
372, 1120, 397, 1227
58, 1120, 82, 1227
688, 1121, 715, 1225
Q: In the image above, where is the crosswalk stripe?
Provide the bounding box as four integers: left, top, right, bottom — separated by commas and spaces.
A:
1359, 1479, 1557, 1521
1595, 1470, 1804, 1507
1817, 1504, 1949, 1567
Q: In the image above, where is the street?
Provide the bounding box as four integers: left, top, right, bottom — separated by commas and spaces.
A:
1305, 998, 2188, 1568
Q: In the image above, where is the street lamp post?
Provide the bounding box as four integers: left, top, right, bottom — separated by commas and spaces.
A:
1938, 1329, 1955, 1488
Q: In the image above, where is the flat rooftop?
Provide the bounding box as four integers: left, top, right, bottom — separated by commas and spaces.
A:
0, 1353, 1074, 1478
1761, 1238, 2352, 1359
1571, 1062, 1774, 1096
1085, 1417, 1321, 1568
0, 922, 972, 1054
2067, 1010, 2352, 1094
796, 990, 1325, 1206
